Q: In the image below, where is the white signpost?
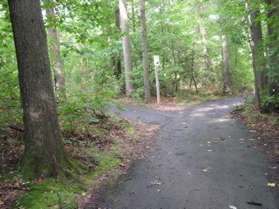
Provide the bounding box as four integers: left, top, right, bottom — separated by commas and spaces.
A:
154, 55, 161, 105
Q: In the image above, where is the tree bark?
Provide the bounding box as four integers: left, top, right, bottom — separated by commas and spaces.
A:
190, 50, 198, 94
113, 7, 122, 80
46, 7, 66, 98
265, 0, 279, 98
8, 0, 68, 177
246, 2, 266, 109
222, 34, 232, 94
140, 0, 151, 103
113, 53, 122, 80
119, 0, 134, 95
131, 0, 136, 32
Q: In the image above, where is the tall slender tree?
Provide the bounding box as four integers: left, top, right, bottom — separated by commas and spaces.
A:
246, 1, 266, 109
46, 5, 66, 98
197, 2, 213, 76
131, 0, 136, 33
119, 0, 134, 95
113, 7, 122, 80
222, 34, 232, 94
140, 0, 151, 103
8, 0, 68, 177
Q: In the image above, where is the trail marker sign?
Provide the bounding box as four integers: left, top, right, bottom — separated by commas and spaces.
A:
154, 55, 160, 67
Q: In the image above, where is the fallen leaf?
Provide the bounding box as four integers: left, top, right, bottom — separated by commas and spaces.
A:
248, 138, 256, 141
150, 179, 162, 186
247, 201, 262, 206
267, 182, 276, 187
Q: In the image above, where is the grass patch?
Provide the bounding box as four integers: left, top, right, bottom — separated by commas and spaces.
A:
175, 89, 226, 104
14, 180, 79, 209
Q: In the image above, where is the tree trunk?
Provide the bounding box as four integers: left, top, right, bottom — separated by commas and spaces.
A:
190, 50, 198, 94
140, 0, 151, 103
113, 7, 122, 80
131, 0, 136, 33
246, 2, 266, 109
222, 34, 232, 94
8, 0, 68, 178
113, 53, 122, 80
197, 2, 214, 79
46, 7, 66, 98
199, 25, 214, 74
119, 0, 134, 96
265, 0, 279, 98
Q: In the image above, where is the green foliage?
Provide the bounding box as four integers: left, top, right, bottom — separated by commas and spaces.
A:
243, 96, 262, 123
240, 96, 279, 130
0, 5, 21, 127
59, 68, 119, 132
262, 95, 279, 112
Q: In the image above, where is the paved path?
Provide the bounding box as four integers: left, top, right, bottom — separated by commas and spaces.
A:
85, 98, 278, 209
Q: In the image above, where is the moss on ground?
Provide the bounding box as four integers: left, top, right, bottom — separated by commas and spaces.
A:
13, 147, 122, 209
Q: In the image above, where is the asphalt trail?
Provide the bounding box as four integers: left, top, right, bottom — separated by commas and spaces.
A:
85, 98, 278, 209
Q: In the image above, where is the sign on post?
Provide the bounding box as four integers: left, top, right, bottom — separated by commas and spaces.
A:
153, 55, 161, 105
154, 55, 160, 67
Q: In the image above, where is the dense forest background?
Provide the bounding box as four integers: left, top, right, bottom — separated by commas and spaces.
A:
1, 0, 279, 170
1, 0, 279, 125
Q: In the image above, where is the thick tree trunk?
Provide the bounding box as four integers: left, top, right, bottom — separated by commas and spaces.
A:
246, 2, 266, 109
119, 0, 134, 95
222, 34, 232, 94
8, 0, 68, 177
46, 7, 66, 98
140, 0, 151, 103
265, 0, 279, 98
